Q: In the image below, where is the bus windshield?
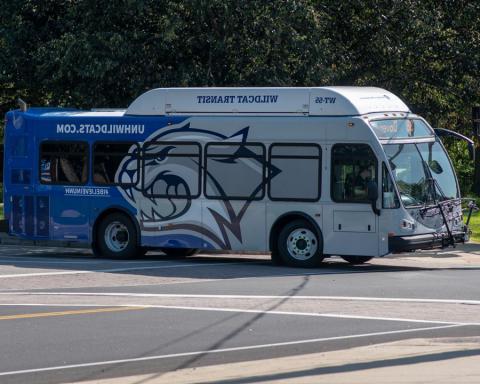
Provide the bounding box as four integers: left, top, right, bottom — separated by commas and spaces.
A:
383, 140, 458, 207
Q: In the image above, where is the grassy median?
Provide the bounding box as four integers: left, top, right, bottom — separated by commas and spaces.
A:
467, 210, 480, 243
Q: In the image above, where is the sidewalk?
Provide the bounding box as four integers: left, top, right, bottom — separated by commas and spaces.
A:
68, 337, 480, 384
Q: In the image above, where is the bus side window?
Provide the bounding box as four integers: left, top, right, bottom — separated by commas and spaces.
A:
268, 143, 321, 201
93, 142, 139, 185
40, 142, 88, 185
331, 144, 377, 203
205, 142, 265, 200
142, 142, 201, 198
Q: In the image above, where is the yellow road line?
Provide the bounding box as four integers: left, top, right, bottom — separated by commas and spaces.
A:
0, 306, 145, 321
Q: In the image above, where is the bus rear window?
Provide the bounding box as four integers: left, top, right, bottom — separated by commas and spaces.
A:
40, 142, 88, 185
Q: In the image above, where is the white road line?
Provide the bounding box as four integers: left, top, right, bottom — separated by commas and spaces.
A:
4, 292, 479, 306
0, 302, 477, 326
0, 259, 100, 267
0, 324, 465, 377
119, 304, 477, 325
0, 303, 123, 307
0, 261, 261, 278
0, 257, 160, 266
0, 253, 91, 259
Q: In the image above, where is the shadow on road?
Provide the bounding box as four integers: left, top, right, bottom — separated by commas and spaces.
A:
77, 275, 313, 383
0, 244, 479, 285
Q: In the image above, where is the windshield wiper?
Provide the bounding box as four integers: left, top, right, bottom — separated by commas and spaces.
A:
431, 178, 455, 247
420, 159, 437, 203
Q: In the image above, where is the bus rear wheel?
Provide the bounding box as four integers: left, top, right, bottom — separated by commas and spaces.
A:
277, 220, 324, 268
341, 256, 373, 264
94, 212, 141, 259
160, 248, 198, 258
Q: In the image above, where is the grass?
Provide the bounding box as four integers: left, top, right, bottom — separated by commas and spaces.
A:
467, 210, 480, 243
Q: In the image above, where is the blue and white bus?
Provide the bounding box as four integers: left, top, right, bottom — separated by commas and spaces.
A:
3, 87, 468, 266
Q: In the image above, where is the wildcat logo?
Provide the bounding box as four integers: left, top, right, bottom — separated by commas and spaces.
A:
116, 119, 279, 250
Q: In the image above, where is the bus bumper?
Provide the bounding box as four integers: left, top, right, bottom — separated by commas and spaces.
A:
389, 231, 467, 253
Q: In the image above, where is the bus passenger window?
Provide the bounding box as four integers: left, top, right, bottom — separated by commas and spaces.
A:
142, 142, 201, 198
205, 143, 265, 200
331, 144, 377, 203
40, 142, 88, 185
93, 142, 139, 185
269, 144, 321, 201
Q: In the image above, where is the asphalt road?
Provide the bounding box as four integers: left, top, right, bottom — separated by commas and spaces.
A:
0, 244, 478, 383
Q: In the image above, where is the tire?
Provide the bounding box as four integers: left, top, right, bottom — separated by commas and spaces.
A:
341, 256, 373, 264
270, 251, 284, 266
93, 212, 141, 259
160, 248, 198, 258
277, 220, 324, 267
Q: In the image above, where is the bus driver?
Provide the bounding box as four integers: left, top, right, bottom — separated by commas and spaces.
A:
353, 166, 371, 198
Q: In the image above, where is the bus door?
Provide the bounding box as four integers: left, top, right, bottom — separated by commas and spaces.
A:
323, 144, 380, 256
376, 162, 401, 255
37, 141, 90, 241
5, 130, 37, 238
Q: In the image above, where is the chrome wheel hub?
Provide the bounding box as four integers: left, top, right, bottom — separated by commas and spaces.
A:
286, 228, 317, 260
104, 221, 129, 252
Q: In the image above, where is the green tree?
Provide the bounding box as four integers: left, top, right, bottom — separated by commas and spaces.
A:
1, 0, 480, 192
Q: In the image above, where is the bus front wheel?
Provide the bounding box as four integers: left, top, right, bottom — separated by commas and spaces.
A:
94, 213, 142, 259
341, 256, 373, 264
277, 220, 324, 267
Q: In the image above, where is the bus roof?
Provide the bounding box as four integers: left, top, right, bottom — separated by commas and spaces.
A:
125, 86, 410, 116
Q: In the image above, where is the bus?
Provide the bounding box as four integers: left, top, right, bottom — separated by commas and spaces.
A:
3, 87, 469, 267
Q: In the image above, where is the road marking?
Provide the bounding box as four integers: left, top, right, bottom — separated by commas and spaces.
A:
0, 302, 477, 326
0, 268, 397, 280
0, 324, 465, 377
0, 261, 262, 278
132, 304, 480, 326
0, 255, 93, 262
5, 292, 479, 306
0, 306, 144, 321
130, 304, 472, 325
0, 259, 116, 264
0, 303, 120, 307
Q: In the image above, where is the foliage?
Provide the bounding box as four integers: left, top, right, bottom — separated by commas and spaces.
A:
443, 138, 474, 195
466, 210, 480, 243
1, 1, 480, 187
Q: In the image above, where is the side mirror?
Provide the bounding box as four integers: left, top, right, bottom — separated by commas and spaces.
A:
367, 181, 381, 216
434, 128, 475, 161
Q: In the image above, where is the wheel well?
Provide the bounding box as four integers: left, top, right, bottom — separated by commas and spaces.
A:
92, 208, 140, 246
269, 213, 323, 254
